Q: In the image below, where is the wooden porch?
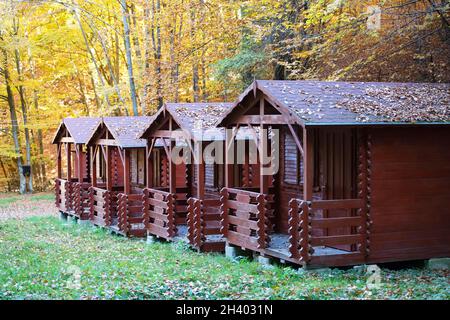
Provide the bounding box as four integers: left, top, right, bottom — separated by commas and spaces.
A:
220, 187, 368, 267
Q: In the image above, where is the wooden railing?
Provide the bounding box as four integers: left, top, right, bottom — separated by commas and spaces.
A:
220, 187, 271, 252
55, 178, 73, 213
146, 188, 177, 240
72, 182, 91, 220
116, 191, 148, 238
89, 187, 111, 227
187, 197, 224, 252
288, 198, 367, 265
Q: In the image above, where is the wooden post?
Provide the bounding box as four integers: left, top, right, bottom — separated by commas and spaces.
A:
57, 144, 62, 179
67, 143, 72, 180
106, 146, 112, 191
225, 126, 234, 188
91, 146, 97, 187
146, 143, 154, 188
196, 142, 205, 199
259, 99, 268, 194
303, 127, 314, 201
77, 145, 83, 182
169, 140, 177, 194
124, 149, 131, 195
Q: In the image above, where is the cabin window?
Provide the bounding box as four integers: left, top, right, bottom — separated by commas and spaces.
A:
284, 131, 303, 185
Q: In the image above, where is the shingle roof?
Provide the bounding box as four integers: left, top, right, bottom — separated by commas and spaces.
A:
220, 80, 450, 126
166, 102, 233, 131
52, 117, 101, 144
102, 116, 154, 148
140, 103, 232, 141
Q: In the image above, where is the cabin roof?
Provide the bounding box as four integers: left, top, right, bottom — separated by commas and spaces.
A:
219, 80, 450, 126
141, 103, 233, 141
52, 117, 102, 144
100, 116, 155, 148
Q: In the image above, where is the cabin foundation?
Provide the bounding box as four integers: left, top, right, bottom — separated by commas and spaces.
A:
59, 211, 67, 221
427, 258, 450, 270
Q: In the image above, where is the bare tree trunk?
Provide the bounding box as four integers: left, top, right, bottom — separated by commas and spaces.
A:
28, 47, 47, 189
13, 18, 32, 193
151, 0, 163, 109
120, 0, 139, 116
190, 2, 199, 102
142, 0, 151, 113
2, 48, 26, 194
72, 1, 112, 111
14, 50, 32, 193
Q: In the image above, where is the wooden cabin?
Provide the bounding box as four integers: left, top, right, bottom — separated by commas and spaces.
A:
86, 116, 156, 237
52, 117, 101, 220
217, 80, 450, 267
139, 103, 232, 251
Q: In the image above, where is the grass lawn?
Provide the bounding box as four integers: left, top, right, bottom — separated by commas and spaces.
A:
0, 216, 448, 300
0, 193, 53, 207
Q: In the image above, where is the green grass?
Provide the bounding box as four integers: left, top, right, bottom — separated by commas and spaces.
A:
0, 193, 53, 207
0, 216, 448, 300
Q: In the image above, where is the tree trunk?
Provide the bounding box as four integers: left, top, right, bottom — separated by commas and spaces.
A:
190, 3, 199, 102
2, 49, 26, 194
151, 0, 163, 109
27, 48, 47, 189
121, 0, 139, 116
72, 1, 113, 113
14, 47, 32, 193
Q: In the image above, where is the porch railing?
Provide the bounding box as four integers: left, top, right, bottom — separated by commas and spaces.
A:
116, 191, 149, 238
187, 197, 224, 252
72, 182, 91, 220
220, 187, 271, 252
89, 187, 111, 227
55, 178, 73, 213
146, 188, 177, 240
288, 198, 367, 265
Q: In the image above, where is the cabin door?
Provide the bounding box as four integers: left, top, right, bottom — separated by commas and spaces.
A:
318, 128, 358, 251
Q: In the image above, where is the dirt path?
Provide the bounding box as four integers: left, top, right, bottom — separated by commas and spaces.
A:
0, 193, 57, 220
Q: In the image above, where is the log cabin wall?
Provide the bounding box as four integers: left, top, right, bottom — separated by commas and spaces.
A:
367, 126, 450, 263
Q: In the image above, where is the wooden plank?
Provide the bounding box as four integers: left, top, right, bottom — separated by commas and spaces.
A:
228, 215, 258, 230
227, 231, 259, 250
310, 234, 363, 247
148, 224, 170, 238
311, 199, 364, 210
148, 211, 170, 222
226, 200, 258, 213
147, 197, 169, 209
311, 216, 363, 228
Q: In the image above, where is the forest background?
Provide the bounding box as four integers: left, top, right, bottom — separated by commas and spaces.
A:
0, 0, 448, 193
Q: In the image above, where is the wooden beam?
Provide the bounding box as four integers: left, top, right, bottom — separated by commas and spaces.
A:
117, 147, 125, 166
66, 143, 72, 180
246, 122, 260, 151
225, 126, 234, 188
169, 140, 177, 194
57, 143, 62, 179
287, 122, 304, 156
147, 138, 156, 160
124, 149, 131, 194
238, 115, 287, 125
196, 143, 205, 199
97, 139, 118, 146
303, 127, 314, 200
226, 124, 240, 152
76, 145, 83, 182
146, 144, 154, 188
91, 146, 97, 187
259, 99, 268, 194
153, 130, 174, 138
106, 146, 113, 191
61, 137, 75, 143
